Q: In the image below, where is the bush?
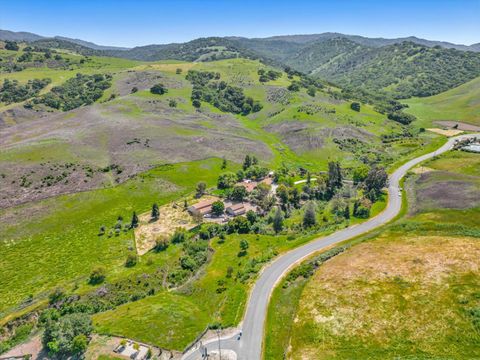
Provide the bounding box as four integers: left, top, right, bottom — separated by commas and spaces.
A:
150, 83, 168, 95
154, 236, 169, 251
89, 267, 106, 285
125, 253, 137, 267
171, 228, 187, 244
350, 102, 361, 111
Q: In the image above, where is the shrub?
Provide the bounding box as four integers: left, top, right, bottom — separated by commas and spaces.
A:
171, 228, 187, 244
125, 253, 137, 267
154, 236, 169, 251
150, 83, 168, 95
350, 102, 361, 111
89, 267, 106, 285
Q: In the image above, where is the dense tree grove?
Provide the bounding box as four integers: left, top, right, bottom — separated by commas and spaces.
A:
0, 78, 51, 104
30, 73, 112, 111
186, 70, 262, 115
42, 312, 92, 356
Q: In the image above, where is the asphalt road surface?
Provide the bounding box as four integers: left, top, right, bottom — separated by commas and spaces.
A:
183, 134, 479, 360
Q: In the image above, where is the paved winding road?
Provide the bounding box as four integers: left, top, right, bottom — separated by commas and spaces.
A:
183, 134, 479, 360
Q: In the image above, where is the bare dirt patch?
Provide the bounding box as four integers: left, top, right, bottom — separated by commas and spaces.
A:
264, 121, 373, 153
0, 93, 272, 208
426, 128, 463, 137
114, 71, 184, 96
412, 171, 480, 211
434, 121, 480, 131
1, 334, 46, 359
411, 166, 434, 175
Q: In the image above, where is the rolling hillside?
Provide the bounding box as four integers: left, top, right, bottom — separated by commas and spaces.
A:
405, 76, 480, 127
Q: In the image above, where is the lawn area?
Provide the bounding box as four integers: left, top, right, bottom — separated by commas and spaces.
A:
265, 150, 480, 359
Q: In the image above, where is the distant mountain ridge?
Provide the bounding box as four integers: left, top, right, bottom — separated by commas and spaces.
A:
0, 29, 129, 51
2, 29, 480, 100
1, 29, 478, 53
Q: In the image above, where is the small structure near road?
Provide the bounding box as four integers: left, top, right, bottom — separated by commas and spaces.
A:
114, 340, 150, 360
462, 143, 480, 153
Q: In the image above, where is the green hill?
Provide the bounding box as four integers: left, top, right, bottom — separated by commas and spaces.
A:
405, 76, 480, 126
314, 41, 480, 99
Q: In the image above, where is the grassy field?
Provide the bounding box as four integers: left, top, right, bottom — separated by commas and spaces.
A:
265, 150, 480, 359
0, 158, 230, 318
405, 75, 480, 127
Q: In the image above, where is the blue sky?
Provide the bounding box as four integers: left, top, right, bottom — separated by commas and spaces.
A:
1, 0, 479, 47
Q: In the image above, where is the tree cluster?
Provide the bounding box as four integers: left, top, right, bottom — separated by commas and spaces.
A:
186, 70, 262, 115
0, 78, 51, 104
31, 73, 112, 111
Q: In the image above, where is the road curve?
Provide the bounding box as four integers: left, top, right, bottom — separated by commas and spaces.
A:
183, 134, 479, 360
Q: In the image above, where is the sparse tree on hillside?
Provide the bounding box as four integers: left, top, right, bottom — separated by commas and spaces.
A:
243, 155, 252, 170
303, 202, 317, 228
238, 239, 249, 256
272, 207, 284, 234
192, 99, 201, 108
221, 157, 227, 169
196, 181, 207, 197
351, 102, 361, 112
130, 211, 139, 228
150, 83, 168, 95
307, 86, 316, 97
125, 253, 137, 267
327, 161, 343, 191
151, 203, 159, 220
89, 267, 106, 284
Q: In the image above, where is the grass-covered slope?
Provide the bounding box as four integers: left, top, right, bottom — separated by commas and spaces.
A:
405, 75, 480, 127
267, 151, 480, 359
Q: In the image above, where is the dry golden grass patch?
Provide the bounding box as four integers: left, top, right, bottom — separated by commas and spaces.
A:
289, 234, 480, 359
134, 202, 198, 255
411, 166, 435, 174
426, 128, 464, 137
134, 62, 196, 74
